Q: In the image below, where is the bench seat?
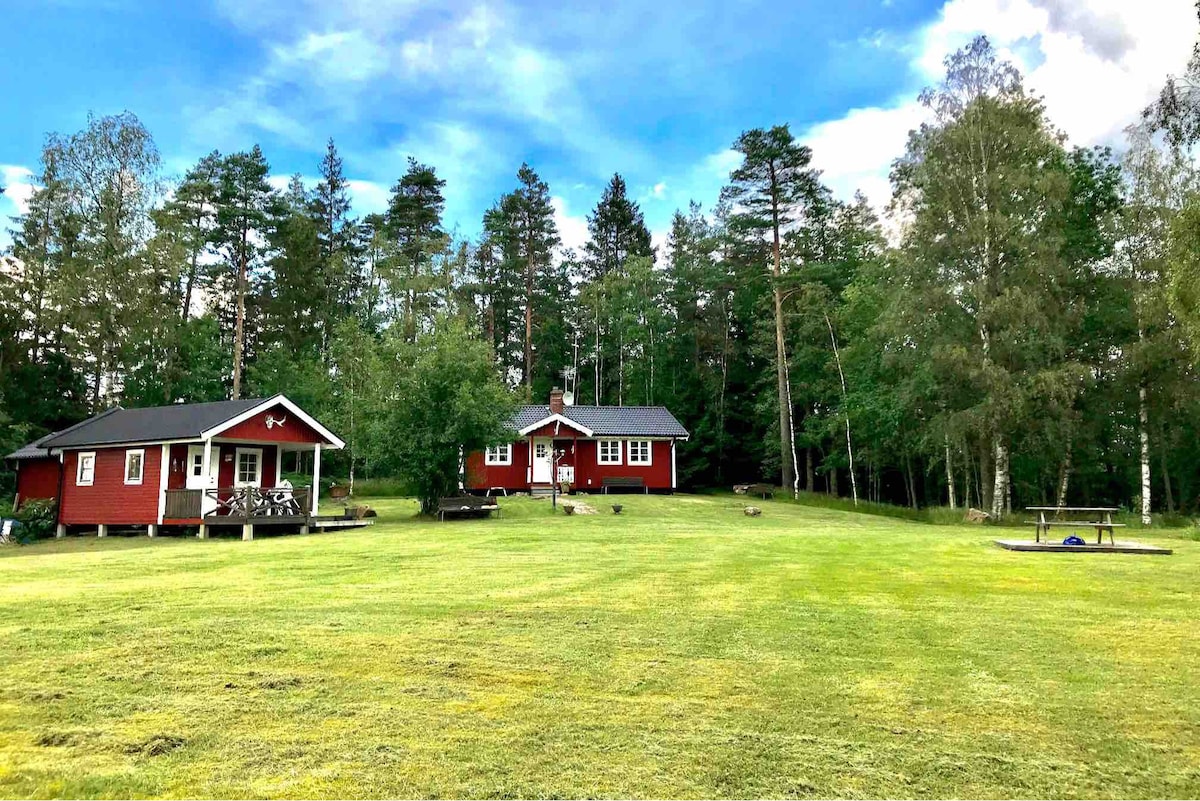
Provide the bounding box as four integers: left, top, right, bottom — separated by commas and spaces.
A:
602, 477, 647, 494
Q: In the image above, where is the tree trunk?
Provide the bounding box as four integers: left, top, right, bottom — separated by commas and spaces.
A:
824, 312, 857, 506
990, 436, 1007, 519
768, 165, 794, 493
944, 435, 957, 509
1139, 384, 1151, 525
524, 274, 533, 388
1056, 443, 1073, 510
805, 447, 814, 493
783, 342, 800, 499
231, 235, 247, 400
1161, 449, 1176, 514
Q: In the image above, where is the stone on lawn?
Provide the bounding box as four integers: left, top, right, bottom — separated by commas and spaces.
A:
744, 506, 762, 517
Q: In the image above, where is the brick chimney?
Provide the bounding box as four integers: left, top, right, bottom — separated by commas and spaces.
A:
549, 387, 565, 415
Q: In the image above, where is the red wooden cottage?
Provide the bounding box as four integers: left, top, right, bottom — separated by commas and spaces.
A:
6, 394, 348, 540
464, 388, 689, 494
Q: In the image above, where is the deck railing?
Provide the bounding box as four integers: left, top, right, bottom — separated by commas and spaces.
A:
163, 486, 311, 519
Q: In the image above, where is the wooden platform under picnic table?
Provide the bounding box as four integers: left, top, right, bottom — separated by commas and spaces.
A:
995, 505, 1172, 555
1026, 506, 1124, 545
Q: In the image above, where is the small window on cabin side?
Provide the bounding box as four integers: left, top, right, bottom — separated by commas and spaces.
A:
236, 450, 261, 486
124, 449, 144, 485
76, 452, 96, 486
627, 440, 652, 465
190, 450, 204, 477
598, 439, 622, 465
486, 444, 512, 465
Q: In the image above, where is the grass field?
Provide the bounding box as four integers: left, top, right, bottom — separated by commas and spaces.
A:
1, 494, 1198, 799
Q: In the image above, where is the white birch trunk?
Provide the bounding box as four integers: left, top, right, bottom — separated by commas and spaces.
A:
990, 436, 1007, 519
944, 435, 957, 510
1139, 385, 1151, 525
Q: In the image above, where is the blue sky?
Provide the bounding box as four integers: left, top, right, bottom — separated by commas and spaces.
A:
2, 0, 1195, 251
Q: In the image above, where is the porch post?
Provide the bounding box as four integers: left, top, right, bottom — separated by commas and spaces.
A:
671, 440, 677, 491
201, 438, 215, 517
311, 445, 321, 516
56, 523, 66, 538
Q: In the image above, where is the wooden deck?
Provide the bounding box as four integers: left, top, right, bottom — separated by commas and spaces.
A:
995, 539, 1173, 555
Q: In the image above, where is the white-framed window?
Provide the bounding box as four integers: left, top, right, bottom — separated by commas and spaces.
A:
627, 439, 652, 465
188, 446, 205, 479
235, 448, 262, 487
598, 439, 622, 465
76, 451, 96, 486
485, 444, 512, 465
124, 449, 145, 485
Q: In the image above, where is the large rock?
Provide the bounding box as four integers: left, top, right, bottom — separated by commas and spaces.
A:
744, 506, 762, 517
965, 508, 990, 523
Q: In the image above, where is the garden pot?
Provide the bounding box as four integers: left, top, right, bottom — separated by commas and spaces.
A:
612, 504, 623, 514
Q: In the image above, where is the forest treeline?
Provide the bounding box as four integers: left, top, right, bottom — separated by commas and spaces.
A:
6, 35, 1200, 519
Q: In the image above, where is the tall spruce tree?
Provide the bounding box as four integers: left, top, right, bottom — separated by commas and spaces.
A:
212, 146, 273, 399
385, 158, 447, 340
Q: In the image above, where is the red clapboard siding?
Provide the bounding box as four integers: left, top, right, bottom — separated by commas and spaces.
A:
16, 458, 61, 506
167, 443, 190, 489
60, 446, 163, 525
216, 443, 278, 489
465, 440, 530, 490
466, 438, 674, 491
575, 439, 673, 491
219, 403, 327, 443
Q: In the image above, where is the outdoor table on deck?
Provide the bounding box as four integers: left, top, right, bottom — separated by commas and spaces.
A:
1026, 506, 1123, 545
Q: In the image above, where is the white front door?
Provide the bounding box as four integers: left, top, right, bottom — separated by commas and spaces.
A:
532, 439, 552, 484
186, 445, 218, 490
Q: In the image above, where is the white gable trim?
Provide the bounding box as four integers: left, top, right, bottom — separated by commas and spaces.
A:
517, 414, 593, 437
201, 394, 346, 449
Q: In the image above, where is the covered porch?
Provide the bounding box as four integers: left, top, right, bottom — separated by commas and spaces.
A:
161, 437, 337, 540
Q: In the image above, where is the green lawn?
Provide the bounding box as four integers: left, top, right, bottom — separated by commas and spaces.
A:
1, 495, 1198, 799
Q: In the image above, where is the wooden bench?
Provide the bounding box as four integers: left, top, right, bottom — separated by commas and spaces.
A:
1026, 506, 1124, 545
437, 495, 501, 522
602, 477, 647, 494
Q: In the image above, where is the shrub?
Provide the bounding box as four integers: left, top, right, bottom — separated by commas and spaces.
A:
12, 499, 58, 542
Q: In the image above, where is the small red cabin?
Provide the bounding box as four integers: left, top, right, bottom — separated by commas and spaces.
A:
5, 395, 346, 540
464, 388, 689, 494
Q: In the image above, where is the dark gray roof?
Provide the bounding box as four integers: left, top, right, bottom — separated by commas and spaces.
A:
5, 433, 58, 460
37, 398, 267, 449
4, 408, 123, 460
510, 405, 689, 438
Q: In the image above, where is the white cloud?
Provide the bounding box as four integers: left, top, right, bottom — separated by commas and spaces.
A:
0, 165, 36, 250
795, 0, 1198, 213
271, 30, 389, 83
551, 195, 589, 256
1, 165, 36, 215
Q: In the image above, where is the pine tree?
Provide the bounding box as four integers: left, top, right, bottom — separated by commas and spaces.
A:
721, 124, 823, 495
311, 138, 362, 347
385, 158, 447, 341
212, 146, 273, 399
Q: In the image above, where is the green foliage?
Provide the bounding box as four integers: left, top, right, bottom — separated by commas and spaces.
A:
11, 499, 57, 542
382, 319, 516, 514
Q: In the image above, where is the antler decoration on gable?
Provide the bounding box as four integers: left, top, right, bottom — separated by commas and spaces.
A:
265, 414, 287, 430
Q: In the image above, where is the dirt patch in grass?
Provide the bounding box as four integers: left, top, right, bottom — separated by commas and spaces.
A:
124, 733, 186, 757
34, 730, 102, 748
256, 675, 303, 690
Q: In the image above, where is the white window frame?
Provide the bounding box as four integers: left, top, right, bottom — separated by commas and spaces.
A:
76, 451, 96, 486
597, 439, 623, 465
627, 439, 652, 466
124, 448, 145, 485
485, 443, 513, 466
234, 447, 263, 487
187, 445, 205, 479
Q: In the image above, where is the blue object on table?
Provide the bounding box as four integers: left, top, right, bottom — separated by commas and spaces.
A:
1063, 535, 1085, 546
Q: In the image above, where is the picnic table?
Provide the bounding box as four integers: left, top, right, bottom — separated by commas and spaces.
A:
1026, 506, 1124, 545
